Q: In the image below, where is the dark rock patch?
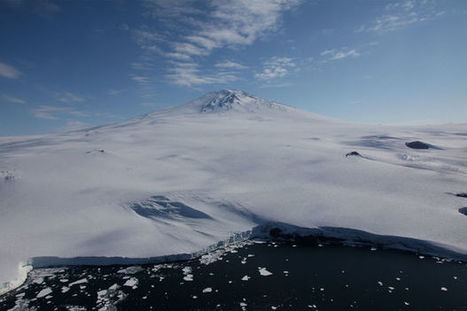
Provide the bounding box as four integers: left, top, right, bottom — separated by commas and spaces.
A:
405, 141, 442, 150
346, 151, 362, 158
86, 149, 105, 154
456, 193, 467, 198
405, 141, 430, 149
459, 207, 467, 216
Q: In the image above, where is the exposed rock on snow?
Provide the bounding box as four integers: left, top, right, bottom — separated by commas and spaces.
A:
345, 151, 363, 158
405, 141, 438, 150
458, 207, 467, 216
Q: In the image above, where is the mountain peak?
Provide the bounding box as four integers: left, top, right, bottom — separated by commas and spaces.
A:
200, 89, 253, 113
180, 89, 293, 114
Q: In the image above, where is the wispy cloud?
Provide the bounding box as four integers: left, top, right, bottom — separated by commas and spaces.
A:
130, 74, 151, 84
32, 105, 86, 120
215, 60, 247, 70
255, 57, 296, 80
321, 48, 360, 61
61, 120, 91, 132
356, 0, 443, 33
133, 29, 165, 54
134, 0, 302, 87
0, 62, 22, 79
57, 91, 85, 103
107, 89, 123, 96
2, 94, 26, 104
166, 61, 238, 87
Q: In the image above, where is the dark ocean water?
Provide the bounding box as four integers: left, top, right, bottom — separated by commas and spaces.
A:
1, 241, 466, 310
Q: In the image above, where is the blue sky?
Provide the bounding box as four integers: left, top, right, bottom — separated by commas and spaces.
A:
1, 0, 466, 135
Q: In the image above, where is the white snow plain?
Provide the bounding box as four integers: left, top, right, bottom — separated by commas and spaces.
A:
1, 89, 467, 293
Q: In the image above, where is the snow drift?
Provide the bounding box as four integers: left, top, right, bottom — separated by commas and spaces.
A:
1, 89, 467, 294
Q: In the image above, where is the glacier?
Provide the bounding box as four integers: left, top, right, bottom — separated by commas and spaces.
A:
1, 89, 467, 294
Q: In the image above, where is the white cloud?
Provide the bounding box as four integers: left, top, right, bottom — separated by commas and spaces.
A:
356, 0, 443, 33
165, 52, 192, 61
2, 94, 26, 104
0, 62, 22, 79
320, 49, 335, 56
321, 48, 360, 61
255, 57, 295, 80
107, 89, 123, 96
215, 60, 247, 70
166, 61, 238, 87
130, 75, 150, 84
57, 91, 85, 103
32, 105, 86, 120
173, 42, 207, 56
143, 0, 204, 20
136, 0, 302, 86
61, 120, 90, 132
133, 29, 165, 55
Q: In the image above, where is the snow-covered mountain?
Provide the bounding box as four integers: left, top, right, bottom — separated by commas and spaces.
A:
1, 89, 467, 294
178, 89, 294, 114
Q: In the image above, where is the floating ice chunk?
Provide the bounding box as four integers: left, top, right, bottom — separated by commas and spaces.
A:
258, 267, 272, 276
123, 277, 138, 287
202, 287, 212, 293
182, 266, 194, 281
69, 278, 88, 287
61, 286, 70, 293
440, 287, 448, 291
97, 289, 107, 297
33, 278, 44, 285
117, 266, 143, 275
241, 275, 250, 281
36, 287, 52, 298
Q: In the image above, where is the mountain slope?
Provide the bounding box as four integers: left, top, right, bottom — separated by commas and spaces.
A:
1, 90, 467, 293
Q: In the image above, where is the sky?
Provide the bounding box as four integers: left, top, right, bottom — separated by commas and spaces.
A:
0, 0, 466, 135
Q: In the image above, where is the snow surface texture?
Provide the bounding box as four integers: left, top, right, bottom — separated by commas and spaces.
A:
1, 89, 467, 293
